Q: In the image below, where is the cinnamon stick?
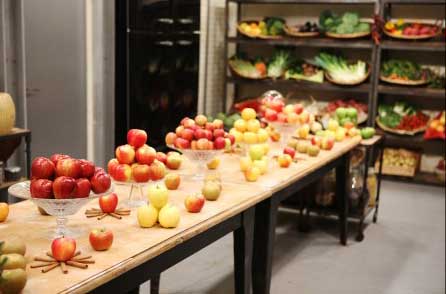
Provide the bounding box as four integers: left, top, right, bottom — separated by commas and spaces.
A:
72, 255, 92, 261
31, 262, 57, 268
86, 214, 102, 218
110, 213, 122, 219
60, 262, 68, 274
97, 213, 108, 220
75, 259, 95, 264
46, 252, 54, 258
34, 257, 56, 262
66, 260, 88, 269
42, 263, 59, 273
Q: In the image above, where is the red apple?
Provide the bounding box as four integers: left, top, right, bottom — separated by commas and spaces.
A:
213, 129, 225, 138
94, 167, 106, 175
135, 144, 156, 165
311, 136, 322, 148
183, 118, 196, 129
53, 176, 76, 199
191, 140, 198, 150
174, 137, 191, 149
30, 179, 53, 198
90, 172, 111, 194
205, 122, 215, 132
208, 141, 214, 150
283, 147, 296, 159
148, 160, 166, 181
107, 158, 119, 175
294, 104, 303, 114
194, 128, 207, 140
195, 114, 207, 126
164, 173, 181, 190
184, 194, 205, 213
50, 154, 71, 167
166, 153, 182, 170
180, 128, 194, 141
226, 134, 235, 145
180, 117, 191, 126
78, 159, 95, 178
214, 137, 226, 150
175, 125, 185, 136
165, 132, 177, 146
264, 109, 278, 122
321, 137, 335, 151
31, 157, 55, 180
89, 228, 114, 251
72, 178, 91, 198
156, 152, 167, 164
196, 138, 209, 150
115, 144, 135, 164
270, 100, 285, 112
132, 164, 150, 182
127, 129, 147, 148
99, 193, 118, 213
203, 130, 213, 141
56, 158, 81, 178
51, 236, 76, 261
213, 119, 224, 129
112, 164, 131, 181
277, 112, 287, 123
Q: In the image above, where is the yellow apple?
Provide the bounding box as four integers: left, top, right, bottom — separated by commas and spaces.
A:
297, 124, 310, 139
230, 128, 244, 143
335, 128, 346, 142
328, 119, 339, 132
299, 111, 310, 124
137, 204, 158, 228
257, 129, 269, 143
253, 160, 267, 175
147, 185, 169, 209
244, 166, 260, 182
234, 119, 247, 132
158, 204, 180, 228
241, 108, 256, 121
240, 157, 252, 172
243, 132, 258, 144
283, 104, 295, 114
348, 127, 360, 137
246, 119, 260, 133
249, 144, 265, 160
287, 112, 299, 124
207, 157, 220, 170
261, 143, 270, 155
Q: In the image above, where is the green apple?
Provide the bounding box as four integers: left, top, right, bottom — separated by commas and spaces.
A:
249, 144, 264, 161
147, 185, 169, 209
346, 107, 357, 120
360, 127, 375, 139
336, 107, 347, 119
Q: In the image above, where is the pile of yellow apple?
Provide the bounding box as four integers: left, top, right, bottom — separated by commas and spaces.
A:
229, 108, 269, 145
137, 185, 180, 229
240, 144, 269, 182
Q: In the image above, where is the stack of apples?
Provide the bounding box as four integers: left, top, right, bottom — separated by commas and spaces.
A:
240, 144, 269, 182
109, 129, 173, 183
165, 115, 235, 151
30, 154, 111, 199
229, 108, 270, 146
137, 185, 180, 229
261, 95, 312, 126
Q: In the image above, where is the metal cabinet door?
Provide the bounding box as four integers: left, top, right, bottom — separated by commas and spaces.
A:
24, 0, 87, 159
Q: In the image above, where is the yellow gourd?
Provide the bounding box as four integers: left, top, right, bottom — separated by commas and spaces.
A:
0, 92, 16, 135
0, 239, 27, 294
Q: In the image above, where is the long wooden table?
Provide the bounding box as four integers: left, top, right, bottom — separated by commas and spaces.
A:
1, 137, 360, 294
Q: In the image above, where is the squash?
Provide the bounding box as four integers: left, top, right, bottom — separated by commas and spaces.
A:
0, 239, 27, 294
0, 268, 27, 294
0, 239, 26, 256
0, 93, 16, 135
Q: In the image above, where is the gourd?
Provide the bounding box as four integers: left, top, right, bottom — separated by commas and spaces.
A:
0, 92, 16, 135
0, 239, 27, 294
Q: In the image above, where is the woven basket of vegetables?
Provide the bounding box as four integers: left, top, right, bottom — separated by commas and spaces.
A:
380, 59, 431, 86
238, 18, 285, 39
319, 10, 371, 39
228, 55, 267, 80
0, 93, 16, 135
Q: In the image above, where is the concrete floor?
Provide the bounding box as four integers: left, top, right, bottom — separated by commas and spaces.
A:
141, 181, 445, 294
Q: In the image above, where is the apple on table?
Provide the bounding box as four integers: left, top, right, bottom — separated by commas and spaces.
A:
89, 228, 113, 251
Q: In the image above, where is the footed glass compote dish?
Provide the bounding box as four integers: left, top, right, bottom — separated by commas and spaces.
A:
113, 179, 163, 208
169, 146, 223, 181
268, 122, 297, 153
9, 181, 114, 238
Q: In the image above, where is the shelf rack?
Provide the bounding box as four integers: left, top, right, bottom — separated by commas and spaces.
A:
223, 0, 445, 186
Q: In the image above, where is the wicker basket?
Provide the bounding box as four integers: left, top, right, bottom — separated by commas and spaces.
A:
376, 117, 427, 136
228, 60, 267, 80
379, 75, 429, 86
237, 20, 282, 39
0, 92, 16, 135
383, 24, 442, 40
325, 30, 371, 39
284, 25, 320, 37
324, 64, 371, 86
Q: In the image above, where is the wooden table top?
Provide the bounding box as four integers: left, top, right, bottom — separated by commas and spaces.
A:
0, 136, 360, 294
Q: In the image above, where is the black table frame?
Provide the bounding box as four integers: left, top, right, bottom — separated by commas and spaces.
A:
252, 152, 350, 294
90, 207, 255, 294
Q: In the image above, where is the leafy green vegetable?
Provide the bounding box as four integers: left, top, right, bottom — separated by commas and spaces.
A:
264, 17, 285, 36
393, 102, 415, 116
381, 59, 431, 81
314, 52, 367, 84
267, 50, 291, 79
229, 54, 263, 78
342, 12, 359, 27
378, 105, 401, 128
319, 10, 370, 34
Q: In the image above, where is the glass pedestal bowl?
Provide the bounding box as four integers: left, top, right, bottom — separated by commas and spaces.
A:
8, 181, 114, 238
113, 179, 164, 208
169, 146, 223, 181
268, 122, 297, 154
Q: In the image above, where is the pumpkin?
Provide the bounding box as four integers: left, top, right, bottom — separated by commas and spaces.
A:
0, 92, 16, 135
0, 240, 27, 294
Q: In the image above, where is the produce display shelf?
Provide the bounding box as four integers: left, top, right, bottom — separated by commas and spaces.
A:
382, 0, 445, 4
380, 39, 446, 52
228, 0, 377, 4
378, 84, 446, 99
378, 131, 445, 155
381, 172, 444, 187
227, 76, 372, 93
228, 36, 374, 49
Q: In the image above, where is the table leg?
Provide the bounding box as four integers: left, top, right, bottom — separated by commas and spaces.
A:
126, 287, 140, 294
150, 275, 160, 294
252, 197, 279, 294
25, 133, 31, 179
234, 207, 255, 294
336, 153, 350, 246
373, 138, 384, 223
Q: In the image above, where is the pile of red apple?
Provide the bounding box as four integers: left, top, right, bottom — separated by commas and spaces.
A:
165, 115, 235, 150
30, 154, 111, 199
260, 95, 310, 125
108, 129, 178, 183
